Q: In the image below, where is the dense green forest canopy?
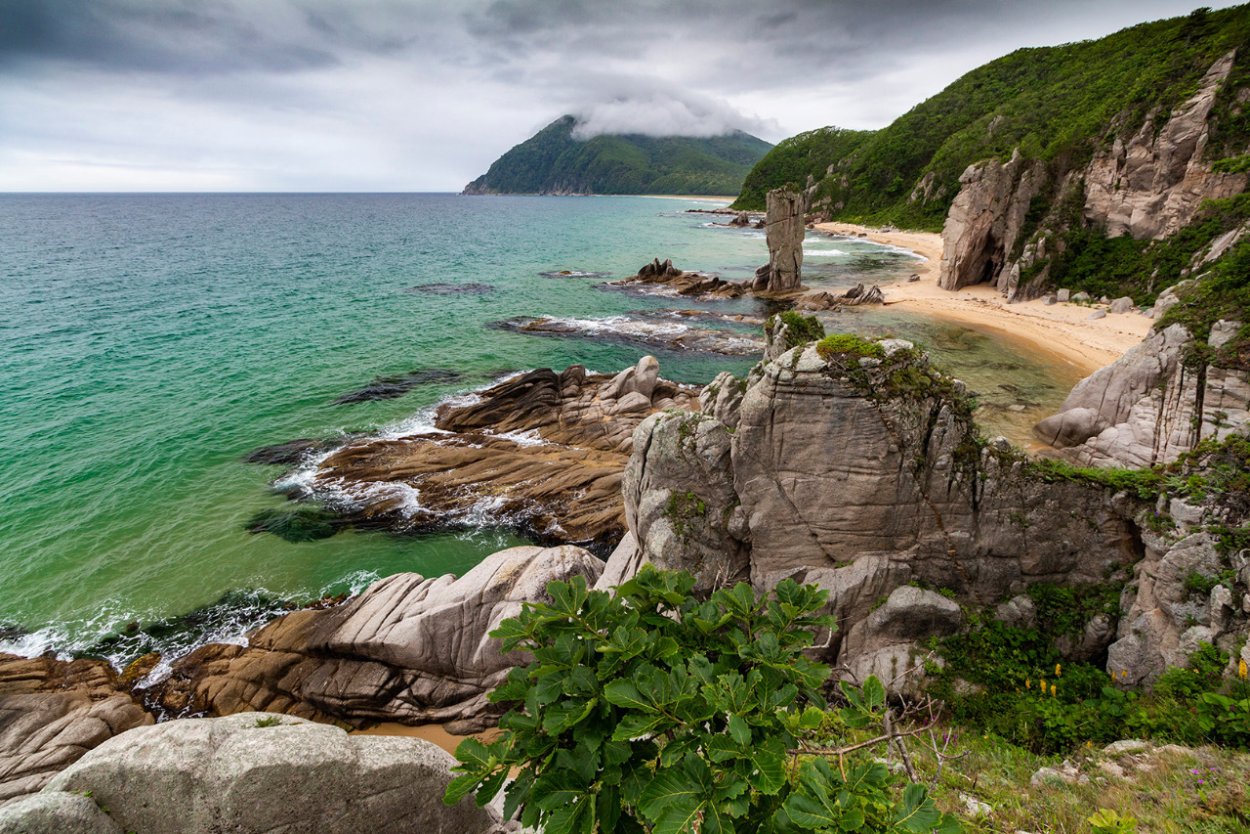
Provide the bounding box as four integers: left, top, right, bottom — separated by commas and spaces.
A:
732, 5, 1250, 229
464, 115, 773, 196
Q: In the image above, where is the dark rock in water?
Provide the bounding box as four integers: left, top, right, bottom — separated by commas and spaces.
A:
729, 211, 751, 227
538, 269, 609, 279
243, 438, 336, 466
403, 282, 493, 295
296, 357, 700, 550
0, 622, 27, 643
78, 589, 297, 669
334, 369, 463, 404
246, 507, 345, 542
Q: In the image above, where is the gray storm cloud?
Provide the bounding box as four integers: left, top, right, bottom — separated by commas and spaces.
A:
0, 0, 1240, 190
571, 90, 778, 139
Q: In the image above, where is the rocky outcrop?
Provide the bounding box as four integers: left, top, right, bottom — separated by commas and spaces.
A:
298, 359, 698, 548
939, 149, 1047, 295
0, 655, 152, 804
611, 340, 1145, 676
619, 411, 750, 593
1106, 529, 1240, 685
494, 315, 762, 355
1035, 322, 1250, 467
615, 258, 750, 299
1085, 51, 1247, 239
840, 587, 962, 690
152, 546, 603, 732
26, 713, 500, 834
753, 188, 806, 293
937, 52, 1248, 301
795, 283, 885, 311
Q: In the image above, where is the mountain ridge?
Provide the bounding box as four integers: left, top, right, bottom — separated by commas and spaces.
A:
463, 115, 772, 196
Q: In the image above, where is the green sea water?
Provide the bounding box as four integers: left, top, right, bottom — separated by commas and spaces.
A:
0, 193, 1077, 663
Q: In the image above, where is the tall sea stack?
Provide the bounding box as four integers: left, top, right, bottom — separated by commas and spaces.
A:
753, 187, 805, 293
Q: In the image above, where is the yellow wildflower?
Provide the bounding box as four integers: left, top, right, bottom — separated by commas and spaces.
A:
1051, 683, 1058, 697
1055, 663, 1062, 677
1239, 658, 1248, 681
1025, 678, 1031, 689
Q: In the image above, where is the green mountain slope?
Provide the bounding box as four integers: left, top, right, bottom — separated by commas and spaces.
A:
732, 5, 1250, 229
463, 115, 773, 196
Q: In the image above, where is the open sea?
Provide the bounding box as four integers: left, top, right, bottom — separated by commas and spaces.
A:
0, 193, 1079, 668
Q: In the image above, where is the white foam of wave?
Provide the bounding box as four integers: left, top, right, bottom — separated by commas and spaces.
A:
322, 569, 382, 599
538, 315, 690, 340
492, 428, 547, 447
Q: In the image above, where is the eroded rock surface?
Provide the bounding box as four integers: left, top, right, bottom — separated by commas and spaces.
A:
39, 712, 500, 834
1035, 322, 1250, 467
152, 546, 603, 732
753, 188, 806, 293
299, 359, 698, 548
610, 341, 1145, 679
0, 654, 152, 804
938, 52, 1247, 300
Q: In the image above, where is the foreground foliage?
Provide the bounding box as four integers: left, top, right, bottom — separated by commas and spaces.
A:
445, 566, 958, 834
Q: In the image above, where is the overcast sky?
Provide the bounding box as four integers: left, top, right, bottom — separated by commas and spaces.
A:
0, 0, 1241, 192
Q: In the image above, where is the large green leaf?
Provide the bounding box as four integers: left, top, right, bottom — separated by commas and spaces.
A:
603, 679, 657, 713
893, 783, 943, 832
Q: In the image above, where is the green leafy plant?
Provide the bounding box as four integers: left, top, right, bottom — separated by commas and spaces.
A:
444, 566, 959, 834
1088, 808, 1138, 834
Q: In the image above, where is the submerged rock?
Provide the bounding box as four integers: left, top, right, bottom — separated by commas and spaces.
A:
334, 369, 463, 405
243, 438, 339, 466
403, 282, 494, 295
36, 712, 499, 834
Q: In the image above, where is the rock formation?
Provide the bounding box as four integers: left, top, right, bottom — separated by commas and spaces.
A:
938, 52, 1248, 300
0, 713, 501, 834
607, 339, 1146, 679
1035, 321, 1250, 467
0, 654, 152, 804
151, 546, 604, 733
753, 188, 806, 293
296, 358, 699, 549
621, 257, 749, 299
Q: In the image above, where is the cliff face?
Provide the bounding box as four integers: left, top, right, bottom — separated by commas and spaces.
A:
939, 51, 1248, 299
1036, 320, 1250, 468
607, 334, 1153, 683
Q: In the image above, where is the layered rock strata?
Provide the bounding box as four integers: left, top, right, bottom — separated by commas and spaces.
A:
0, 655, 152, 804
150, 546, 603, 733
607, 340, 1146, 678
300, 358, 697, 548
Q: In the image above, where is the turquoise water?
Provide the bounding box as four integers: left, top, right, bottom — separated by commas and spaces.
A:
0, 194, 1070, 661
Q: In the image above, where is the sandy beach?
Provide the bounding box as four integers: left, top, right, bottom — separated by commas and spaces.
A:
353, 722, 498, 758
814, 221, 1153, 378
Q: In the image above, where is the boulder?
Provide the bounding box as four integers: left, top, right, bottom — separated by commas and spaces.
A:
0, 655, 152, 803
43, 713, 500, 834
1109, 296, 1136, 314
152, 546, 604, 731
0, 791, 122, 834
